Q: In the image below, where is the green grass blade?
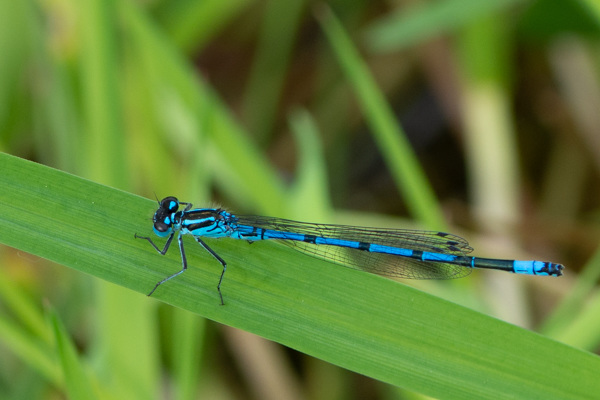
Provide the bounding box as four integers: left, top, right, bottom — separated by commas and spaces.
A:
541, 245, 600, 340
0, 313, 59, 385
552, 289, 600, 350
317, 7, 447, 230
122, 1, 287, 214
157, 0, 252, 53
0, 266, 51, 343
49, 309, 99, 400
288, 108, 332, 220
77, 0, 128, 188
0, 152, 598, 399
566, 0, 600, 29
363, 0, 525, 52
242, 0, 306, 142
171, 309, 206, 400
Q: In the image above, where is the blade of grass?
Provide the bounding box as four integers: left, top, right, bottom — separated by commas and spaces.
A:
288, 108, 332, 220
0, 313, 60, 385
242, 0, 306, 143
122, 0, 287, 215
575, 0, 600, 27
77, 0, 128, 189
171, 309, 206, 400
0, 0, 34, 138
541, 245, 600, 339
0, 152, 598, 399
363, 0, 525, 52
552, 289, 600, 350
0, 266, 51, 343
457, 15, 520, 233
157, 0, 252, 53
49, 308, 99, 400
316, 6, 446, 230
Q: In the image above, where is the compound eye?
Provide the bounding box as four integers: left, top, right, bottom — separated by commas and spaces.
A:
154, 220, 170, 233
160, 196, 179, 212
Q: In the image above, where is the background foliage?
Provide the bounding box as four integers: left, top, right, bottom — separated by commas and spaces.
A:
1, 0, 600, 399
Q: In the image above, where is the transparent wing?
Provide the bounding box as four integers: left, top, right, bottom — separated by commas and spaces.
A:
235, 216, 473, 280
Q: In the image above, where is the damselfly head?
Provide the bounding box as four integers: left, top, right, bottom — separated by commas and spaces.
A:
159, 196, 180, 213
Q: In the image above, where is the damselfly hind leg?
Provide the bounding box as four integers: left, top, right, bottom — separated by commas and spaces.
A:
195, 238, 227, 306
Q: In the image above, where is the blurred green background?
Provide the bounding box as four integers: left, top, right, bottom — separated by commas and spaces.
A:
1, 0, 600, 398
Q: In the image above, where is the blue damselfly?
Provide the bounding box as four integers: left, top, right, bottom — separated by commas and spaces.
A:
135, 197, 564, 304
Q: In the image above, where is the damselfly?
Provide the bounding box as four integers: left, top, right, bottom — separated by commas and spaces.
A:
135, 197, 564, 304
